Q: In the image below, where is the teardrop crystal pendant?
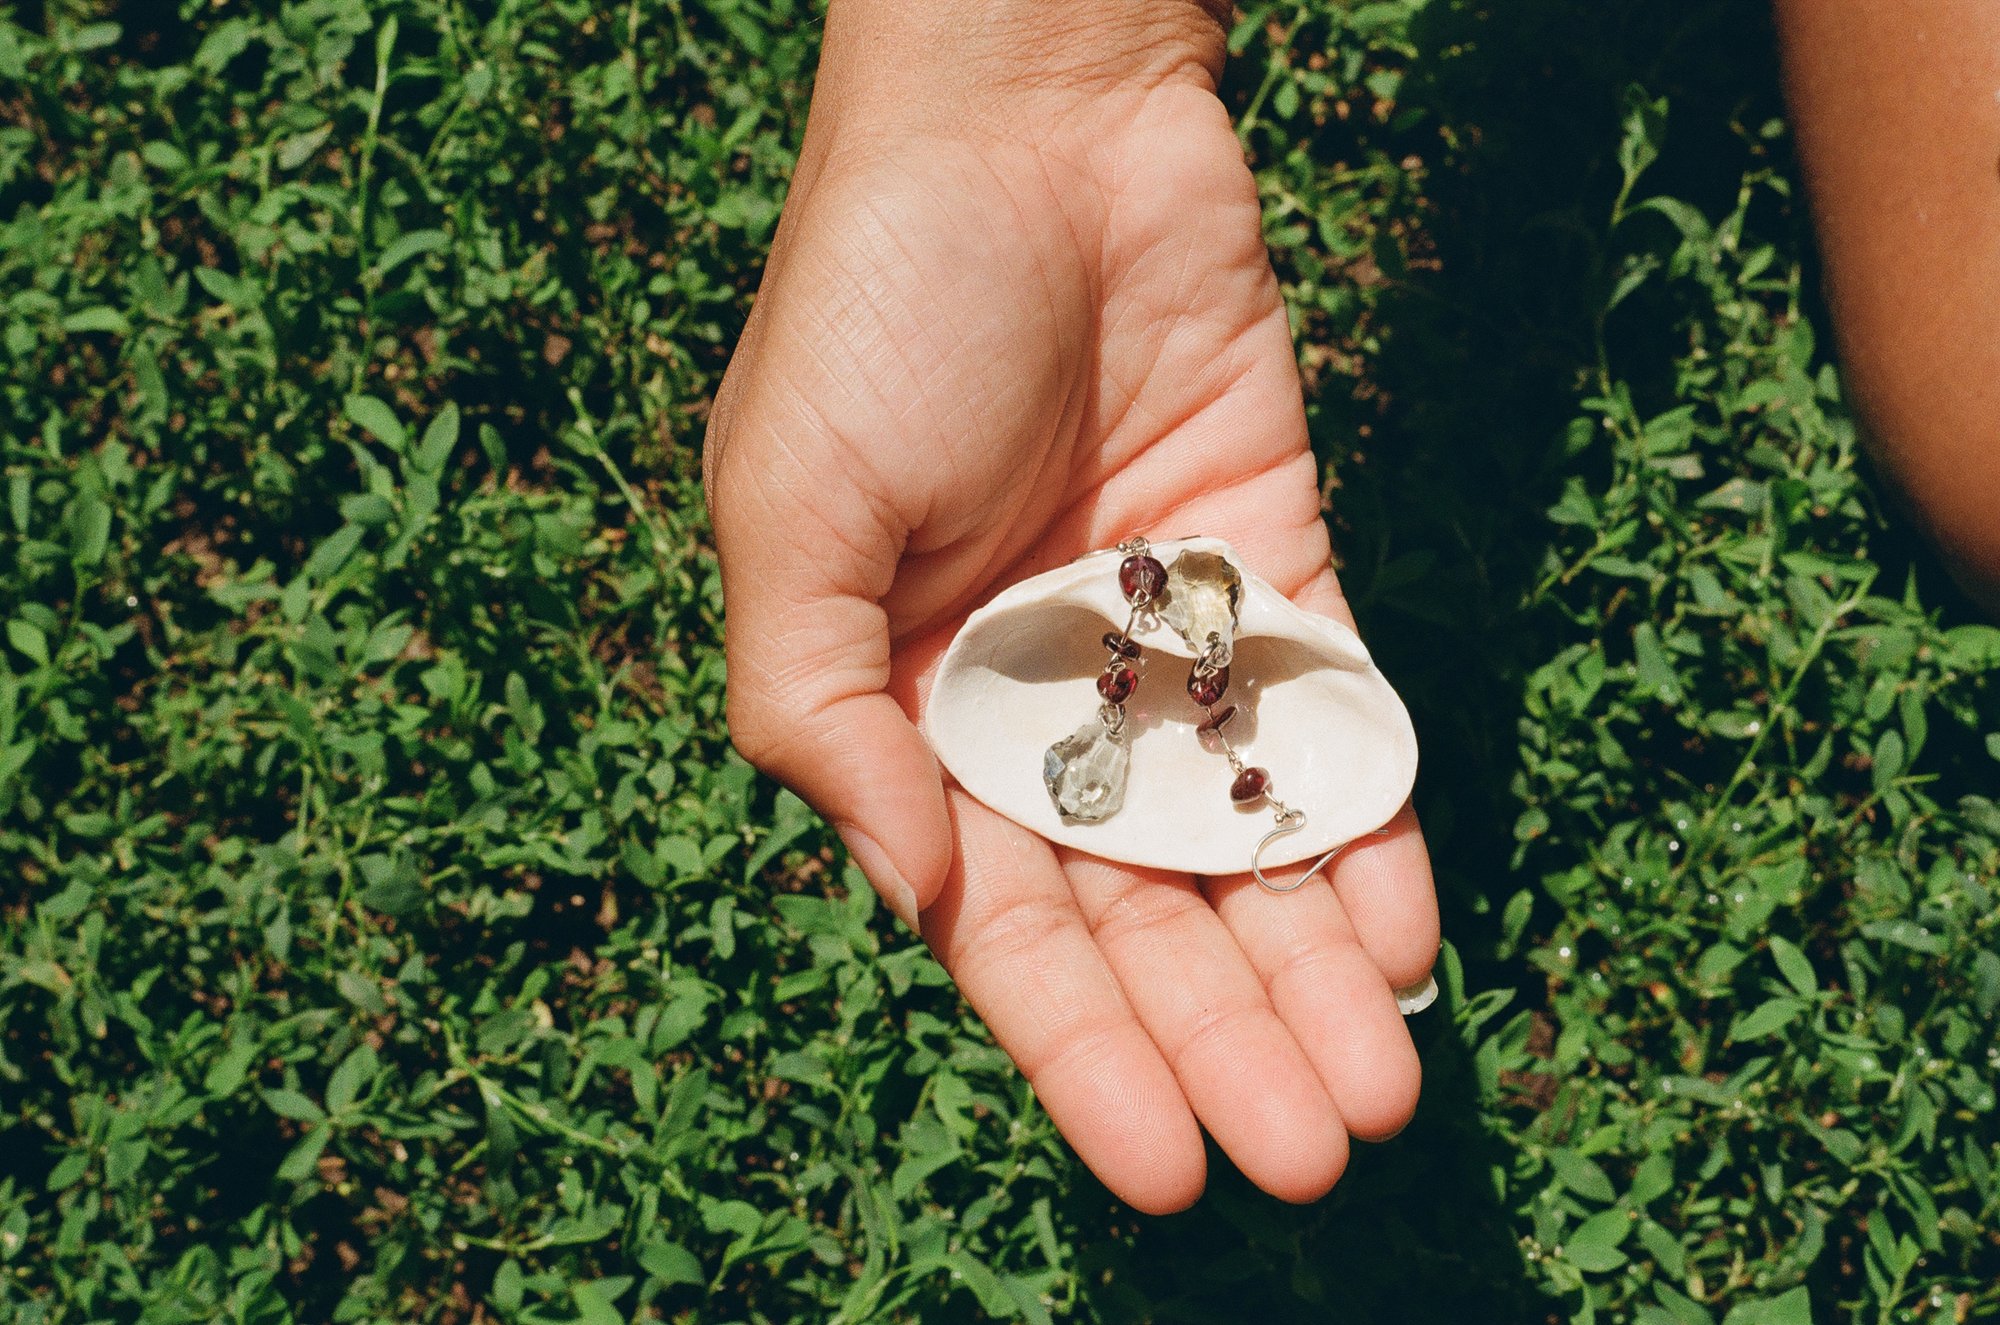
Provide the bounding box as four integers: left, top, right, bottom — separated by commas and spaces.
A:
1042, 719, 1130, 823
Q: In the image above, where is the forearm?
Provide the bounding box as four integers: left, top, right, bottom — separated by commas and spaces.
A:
1776, 0, 2000, 609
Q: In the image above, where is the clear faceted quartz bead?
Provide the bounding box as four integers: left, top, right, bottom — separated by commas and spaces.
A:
1042, 719, 1130, 822
1159, 551, 1243, 663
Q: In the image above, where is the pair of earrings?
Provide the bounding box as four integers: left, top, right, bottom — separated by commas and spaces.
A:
1041, 537, 1362, 894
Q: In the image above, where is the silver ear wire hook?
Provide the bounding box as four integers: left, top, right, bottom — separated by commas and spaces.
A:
1251, 812, 1391, 894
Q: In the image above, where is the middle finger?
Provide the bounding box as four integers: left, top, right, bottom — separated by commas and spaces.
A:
1061, 850, 1351, 1203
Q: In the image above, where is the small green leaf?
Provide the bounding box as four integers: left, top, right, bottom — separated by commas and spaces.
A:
204, 1039, 258, 1097
637, 1241, 703, 1288
45, 1152, 90, 1192
892, 1135, 964, 1201
1632, 622, 1677, 696
69, 496, 111, 567
1765, 1286, 1814, 1325
344, 395, 407, 452
1628, 1152, 1674, 1208
262, 1088, 326, 1124
374, 229, 450, 280
482, 1082, 518, 1170
945, 1251, 1021, 1317
490, 1260, 524, 1312
64, 22, 122, 52
568, 1279, 628, 1325
275, 1125, 330, 1182
275, 123, 333, 171
340, 493, 397, 526
37, 880, 92, 923
1730, 997, 1806, 1041
357, 854, 423, 917
325, 1044, 378, 1116
1768, 936, 1817, 998
6, 620, 49, 666
1563, 1208, 1631, 1273
1616, 86, 1667, 190
61, 306, 129, 335
335, 969, 388, 1014
1637, 1220, 1688, 1280
414, 402, 459, 475
303, 524, 366, 581
1941, 623, 2000, 668
140, 140, 188, 172
1972, 949, 2000, 1018
1860, 919, 1944, 955
192, 18, 251, 71
1871, 729, 1905, 792
1550, 1149, 1618, 1204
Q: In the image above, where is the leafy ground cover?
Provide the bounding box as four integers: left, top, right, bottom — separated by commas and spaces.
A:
2, 1, 1996, 1322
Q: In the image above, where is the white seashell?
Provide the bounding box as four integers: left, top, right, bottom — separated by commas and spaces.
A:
924, 537, 1418, 876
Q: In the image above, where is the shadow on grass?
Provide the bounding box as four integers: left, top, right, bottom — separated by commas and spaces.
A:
1088, 1017, 1538, 1324
1067, 1, 1805, 1319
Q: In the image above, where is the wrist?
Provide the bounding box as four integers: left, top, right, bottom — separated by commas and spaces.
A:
815, 0, 1229, 123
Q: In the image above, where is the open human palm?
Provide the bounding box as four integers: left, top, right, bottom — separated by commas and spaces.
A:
705, 49, 1438, 1213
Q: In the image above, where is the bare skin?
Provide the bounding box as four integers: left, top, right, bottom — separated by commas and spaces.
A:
1776, 0, 2000, 612
704, 2, 1438, 1213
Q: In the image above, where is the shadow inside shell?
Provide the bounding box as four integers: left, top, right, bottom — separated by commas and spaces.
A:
971, 605, 1338, 710
968, 605, 1358, 754
978, 606, 1124, 685
952, 604, 1417, 832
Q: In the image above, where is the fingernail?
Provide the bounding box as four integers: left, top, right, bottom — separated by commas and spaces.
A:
836, 825, 919, 928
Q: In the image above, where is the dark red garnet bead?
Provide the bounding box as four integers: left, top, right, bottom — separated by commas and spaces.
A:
1187, 665, 1229, 708
1101, 631, 1141, 660
1229, 767, 1270, 803
1097, 667, 1137, 704
1118, 554, 1167, 604
1197, 704, 1237, 735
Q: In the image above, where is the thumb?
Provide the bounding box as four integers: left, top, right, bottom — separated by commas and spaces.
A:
704, 392, 952, 927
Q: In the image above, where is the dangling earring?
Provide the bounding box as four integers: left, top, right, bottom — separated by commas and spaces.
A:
1042, 537, 1163, 822
1038, 536, 1390, 891
1157, 548, 1384, 894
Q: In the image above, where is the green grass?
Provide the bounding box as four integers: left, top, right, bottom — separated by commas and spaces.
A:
2, 1, 1997, 1322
